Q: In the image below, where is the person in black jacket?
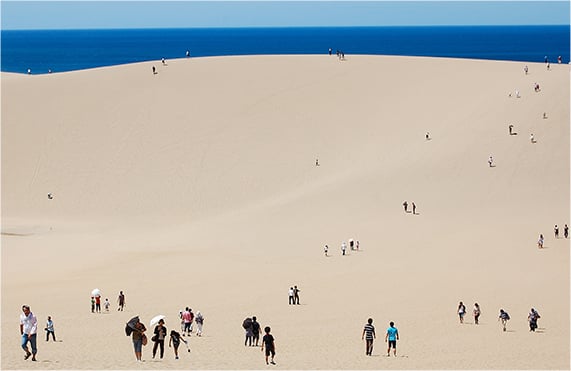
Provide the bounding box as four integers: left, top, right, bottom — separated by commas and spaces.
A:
152, 319, 167, 359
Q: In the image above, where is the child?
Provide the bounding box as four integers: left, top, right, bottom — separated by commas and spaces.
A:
169, 330, 187, 359
261, 326, 276, 365
104, 298, 110, 312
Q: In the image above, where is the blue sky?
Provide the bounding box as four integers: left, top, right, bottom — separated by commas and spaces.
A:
1, 1, 570, 30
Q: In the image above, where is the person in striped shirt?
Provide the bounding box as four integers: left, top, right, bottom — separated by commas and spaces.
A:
361, 318, 376, 356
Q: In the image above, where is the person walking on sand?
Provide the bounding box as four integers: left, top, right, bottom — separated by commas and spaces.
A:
195, 311, 204, 337
104, 298, 110, 312
524, 65, 528, 74
412, 202, 417, 215
152, 318, 167, 359
498, 309, 510, 332
20, 305, 38, 361
457, 301, 466, 323
288, 287, 295, 305
385, 321, 399, 357
554, 225, 559, 238
488, 156, 494, 167
152, 66, 156, 75
251, 316, 261, 346
362, 318, 376, 356
403, 201, 408, 213
91, 296, 95, 313
182, 307, 193, 336
261, 326, 276, 365
509, 124, 514, 135
324, 244, 329, 257
245, 319, 254, 346
45, 316, 56, 341
95, 295, 101, 313
528, 308, 540, 332
118, 291, 125, 311
564, 224, 569, 239
473, 303, 481, 325
169, 329, 187, 359
294, 286, 301, 305
341, 241, 347, 256
132, 320, 147, 361
538, 234, 544, 248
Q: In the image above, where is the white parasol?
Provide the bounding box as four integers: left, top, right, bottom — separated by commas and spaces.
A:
150, 315, 166, 327
91, 288, 101, 297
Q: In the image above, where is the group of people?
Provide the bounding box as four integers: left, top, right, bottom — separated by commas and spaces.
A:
361, 318, 400, 357
553, 224, 569, 239
402, 201, 417, 214
127, 308, 204, 361
91, 291, 126, 313
457, 301, 481, 325
328, 48, 346, 60
324, 238, 360, 257
456, 301, 541, 333
242, 316, 276, 364
288, 286, 301, 305
179, 307, 205, 337
538, 223, 568, 248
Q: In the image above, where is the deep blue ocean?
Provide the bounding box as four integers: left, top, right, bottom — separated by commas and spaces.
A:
1, 26, 569, 74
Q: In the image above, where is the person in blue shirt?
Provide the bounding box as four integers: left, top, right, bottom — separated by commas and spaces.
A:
385, 321, 399, 357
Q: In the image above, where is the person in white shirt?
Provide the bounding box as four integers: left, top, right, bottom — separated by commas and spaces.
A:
20, 305, 38, 361
45, 316, 56, 341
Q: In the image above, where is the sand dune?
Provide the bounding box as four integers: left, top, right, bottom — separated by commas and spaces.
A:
1, 55, 569, 369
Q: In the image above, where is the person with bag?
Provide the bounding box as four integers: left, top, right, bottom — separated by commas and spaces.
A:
131, 320, 147, 361
152, 319, 167, 359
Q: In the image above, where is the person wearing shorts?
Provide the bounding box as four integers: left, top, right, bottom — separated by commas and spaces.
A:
261, 326, 276, 365
385, 321, 399, 357
131, 321, 147, 361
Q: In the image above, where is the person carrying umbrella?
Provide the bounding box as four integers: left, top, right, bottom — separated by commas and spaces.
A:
127, 316, 147, 361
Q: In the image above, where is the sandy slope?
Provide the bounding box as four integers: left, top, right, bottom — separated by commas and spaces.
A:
1, 55, 569, 370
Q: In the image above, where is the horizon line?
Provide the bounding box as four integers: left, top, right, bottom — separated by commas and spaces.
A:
4, 23, 570, 31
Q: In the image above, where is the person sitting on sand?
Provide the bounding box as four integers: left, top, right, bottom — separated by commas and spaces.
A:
488, 156, 494, 167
